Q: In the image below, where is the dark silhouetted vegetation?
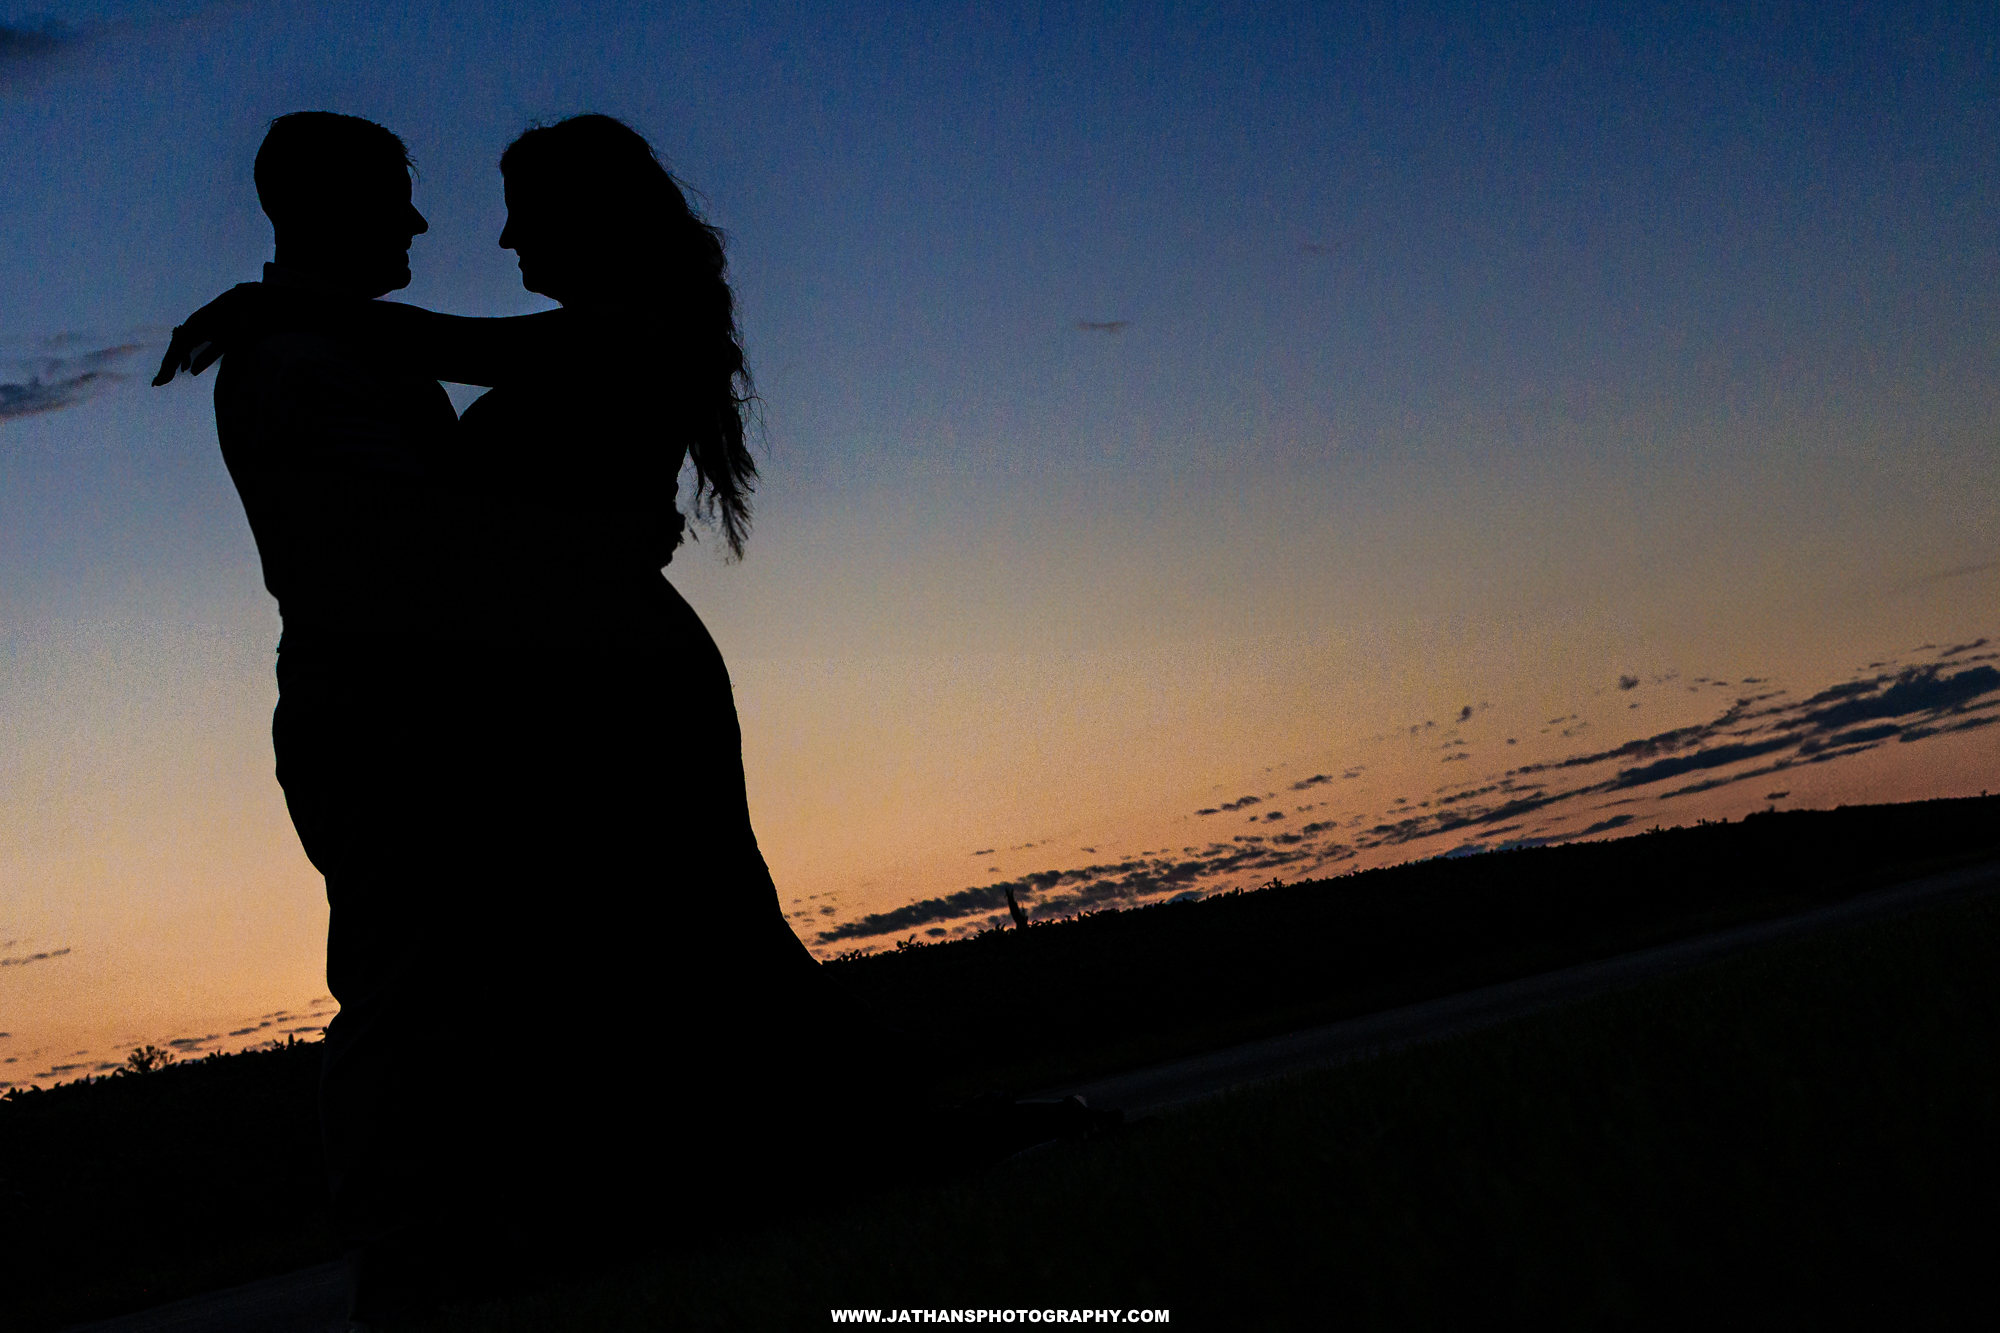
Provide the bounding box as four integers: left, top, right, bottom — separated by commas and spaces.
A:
1, 1036, 335, 1330
120, 1043, 178, 1075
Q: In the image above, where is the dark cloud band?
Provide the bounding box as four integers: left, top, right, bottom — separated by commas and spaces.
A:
815, 644, 1999, 953
0, 17, 81, 68
816, 838, 1357, 944
1, 340, 149, 422
0, 946, 73, 967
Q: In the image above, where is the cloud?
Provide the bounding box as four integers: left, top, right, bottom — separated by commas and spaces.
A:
817, 632, 1998, 955
817, 836, 1359, 943
1512, 694, 1789, 778
1577, 814, 1634, 836
1356, 785, 1582, 848
1607, 737, 1798, 789
819, 881, 1030, 942
1, 372, 106, 420
1898, 713, 1999, 744
1077, 320, 1130, 334
1788, 664, 2000, 733
0, 946, 72, 968
0, 18, 78, 64
1802, 722, 1904, 754
1374, 656, 1999, 843
2, 338, 152, 422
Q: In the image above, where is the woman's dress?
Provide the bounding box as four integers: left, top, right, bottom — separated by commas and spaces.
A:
409, 380, 886, 1250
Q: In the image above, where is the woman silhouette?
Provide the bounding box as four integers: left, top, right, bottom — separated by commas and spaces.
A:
424, 114, 902, 1288
434, 112, 877, 1295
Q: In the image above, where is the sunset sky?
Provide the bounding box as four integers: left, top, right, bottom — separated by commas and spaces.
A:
3, 1, 1997, 1087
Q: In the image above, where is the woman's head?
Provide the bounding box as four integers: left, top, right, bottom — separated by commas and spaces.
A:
498, 114, 757, 557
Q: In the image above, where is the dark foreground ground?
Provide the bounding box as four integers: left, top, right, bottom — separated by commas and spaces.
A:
402, 873, 2000, 1328
6, 794, 1999, 1329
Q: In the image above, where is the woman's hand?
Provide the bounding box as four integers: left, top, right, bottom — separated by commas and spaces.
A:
151, 283, 269, 385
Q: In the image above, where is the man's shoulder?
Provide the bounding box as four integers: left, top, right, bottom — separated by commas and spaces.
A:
216, 325, 392, 414
214, 315, 454, 473
217, 325, 347, 378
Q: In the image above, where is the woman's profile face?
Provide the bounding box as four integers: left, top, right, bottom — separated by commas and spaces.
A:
498, 174, 587, 303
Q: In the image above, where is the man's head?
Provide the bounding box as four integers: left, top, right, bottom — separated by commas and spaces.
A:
255, 112, 426, 297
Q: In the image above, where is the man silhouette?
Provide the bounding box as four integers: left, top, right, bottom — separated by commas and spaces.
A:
201, 111, 471, 1321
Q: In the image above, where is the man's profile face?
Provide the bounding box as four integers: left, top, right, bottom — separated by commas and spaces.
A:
279, 161, 428, 298
328, 164, 428, 297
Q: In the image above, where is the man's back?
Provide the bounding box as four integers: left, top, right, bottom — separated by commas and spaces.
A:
214, 266, 459, 659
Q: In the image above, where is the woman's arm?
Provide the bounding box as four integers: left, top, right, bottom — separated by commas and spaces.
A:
362, 303, 572, 387
154, 284, 577, 388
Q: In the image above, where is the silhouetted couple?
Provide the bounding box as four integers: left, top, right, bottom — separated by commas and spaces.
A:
156, 111, 898, 1322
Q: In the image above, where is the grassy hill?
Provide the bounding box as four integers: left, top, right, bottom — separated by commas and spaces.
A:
4, 794, 1997, 1329
835, 795, 2000, 1097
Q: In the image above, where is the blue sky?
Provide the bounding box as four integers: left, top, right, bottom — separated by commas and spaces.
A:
3, 0, 1996, 1082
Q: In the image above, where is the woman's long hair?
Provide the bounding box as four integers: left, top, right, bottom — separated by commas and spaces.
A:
500, 114, 757, 558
